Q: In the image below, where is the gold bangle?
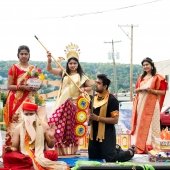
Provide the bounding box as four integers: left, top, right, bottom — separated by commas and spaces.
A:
150, 89, 154, 94
17, 85, 22, 91
97, 116, 100, 122
16, 85, 18, 90
155, 90, 158, 95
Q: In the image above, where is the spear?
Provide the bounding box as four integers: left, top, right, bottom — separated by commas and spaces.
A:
34, 35, 90, 101
90, 85, 96, 114
35, 35, 81, 90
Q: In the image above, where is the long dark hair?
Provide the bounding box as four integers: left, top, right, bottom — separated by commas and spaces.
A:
17, 45, 30, 59
141, 57, 156, 79
63, 57, 84, 78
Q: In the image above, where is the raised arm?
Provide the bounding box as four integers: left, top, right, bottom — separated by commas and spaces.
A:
46, 51, 63, 76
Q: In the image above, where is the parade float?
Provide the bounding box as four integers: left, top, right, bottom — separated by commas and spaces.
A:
149, 128, 170, 162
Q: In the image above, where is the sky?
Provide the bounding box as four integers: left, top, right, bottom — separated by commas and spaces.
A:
0, 0, 170, 64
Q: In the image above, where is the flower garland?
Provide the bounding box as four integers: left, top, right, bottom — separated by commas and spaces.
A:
26, 66, 45, 81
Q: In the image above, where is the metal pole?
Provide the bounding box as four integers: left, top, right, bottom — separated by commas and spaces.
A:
130, 25, 133, 101
111, 40, 117, 97
118, 24, 137, 101
104, 40, 121, 97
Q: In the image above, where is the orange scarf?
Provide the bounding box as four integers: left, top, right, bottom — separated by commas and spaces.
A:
24, 132, 45, 170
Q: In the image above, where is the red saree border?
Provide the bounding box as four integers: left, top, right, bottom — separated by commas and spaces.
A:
131, 74, 167, 153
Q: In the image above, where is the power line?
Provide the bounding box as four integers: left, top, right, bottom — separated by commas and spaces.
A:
40, 0, 164, 19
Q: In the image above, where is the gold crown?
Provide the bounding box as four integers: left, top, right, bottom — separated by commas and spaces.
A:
64, 43, 80, 60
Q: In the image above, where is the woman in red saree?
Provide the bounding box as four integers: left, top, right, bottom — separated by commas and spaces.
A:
131, 57, 167, 154
3, 45, 40, 147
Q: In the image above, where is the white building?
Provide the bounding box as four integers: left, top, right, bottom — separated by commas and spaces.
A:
155, 60, 170, 106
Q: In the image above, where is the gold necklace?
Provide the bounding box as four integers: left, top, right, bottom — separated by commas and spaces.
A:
144, 75, 152, 80
18, 63, 29, 71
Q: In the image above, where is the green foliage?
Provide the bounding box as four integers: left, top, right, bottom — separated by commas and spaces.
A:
0, 91, 7, 106
0, 104, 3, 122
0, 98, 6, 131
34, 93, 45, 106
0, 60, 142, 93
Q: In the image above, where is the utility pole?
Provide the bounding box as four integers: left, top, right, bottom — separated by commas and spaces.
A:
104, 40, 121, 97
118, 24, 137, 101
130, 25, 133, 102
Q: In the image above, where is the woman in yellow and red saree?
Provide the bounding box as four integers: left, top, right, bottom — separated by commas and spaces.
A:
47, 43, 93, 155
3, 45, 40, 146
131, 57, 167, 154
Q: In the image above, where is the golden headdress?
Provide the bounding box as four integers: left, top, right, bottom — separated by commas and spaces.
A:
64, 43, 80, 60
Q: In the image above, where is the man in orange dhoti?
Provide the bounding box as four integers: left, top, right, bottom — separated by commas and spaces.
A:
3, 101, 68, 170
